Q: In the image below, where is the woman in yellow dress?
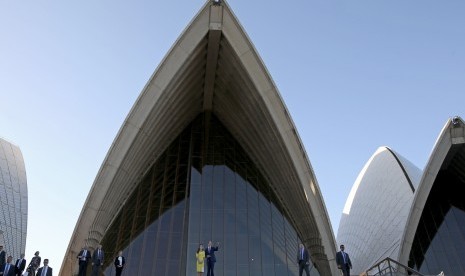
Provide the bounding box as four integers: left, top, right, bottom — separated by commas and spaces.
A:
196, 244, 205, 276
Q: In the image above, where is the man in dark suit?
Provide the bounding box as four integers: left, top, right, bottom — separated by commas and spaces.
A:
0, 256, 15, 276
36, 259, 52, 276
113, 251, 125, 276
336, 244, 352, 276
77, 246, 91, 276
0, 246, 5, 268
91, 244, 104, 276
297, 243, 310, 276
205, 241, 219, 276
14, 254, 26, 276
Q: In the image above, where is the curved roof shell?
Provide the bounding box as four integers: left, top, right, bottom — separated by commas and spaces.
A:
0, 138, 28, 258
61, 1, 337, 275
337, 146, 421, 274
399, 116, 465, 265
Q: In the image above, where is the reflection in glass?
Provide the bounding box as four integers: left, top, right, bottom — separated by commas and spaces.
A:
409, 168, 465, 275
100, 114, 319, 275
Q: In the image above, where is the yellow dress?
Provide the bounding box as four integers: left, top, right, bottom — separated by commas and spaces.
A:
196, 250, 205, 272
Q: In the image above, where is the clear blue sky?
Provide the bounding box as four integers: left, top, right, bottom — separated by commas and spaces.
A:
1, 0, 464, 271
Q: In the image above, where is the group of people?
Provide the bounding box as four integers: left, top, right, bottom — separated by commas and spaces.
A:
0, 246, 52, 276
72, 241, 350, 276
298, 243, 352, 276
193, 241, 352, 276
77, 244, 125, 276
195, 241, 219, 276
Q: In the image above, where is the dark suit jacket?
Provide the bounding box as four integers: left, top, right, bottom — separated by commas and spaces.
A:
0, 263, 17, 276
336, 251, 352, 269
204, 246, 219, 263
114, 256, 125, 269
0, 252, 5, 268
14, 258, 26, 274
36, 266, 53, 276
77, 250, 91, 264
92, 249, 104, 266
297, 247, 310, 264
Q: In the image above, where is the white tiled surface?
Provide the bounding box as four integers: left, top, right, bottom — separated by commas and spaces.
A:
337, 147, 421, 274
0, 138, 27, 258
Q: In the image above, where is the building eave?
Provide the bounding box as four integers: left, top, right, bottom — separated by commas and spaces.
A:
399, 116, 465, 265
61, 1, 337, 275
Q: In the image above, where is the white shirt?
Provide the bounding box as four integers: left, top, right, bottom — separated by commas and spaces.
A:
16, 259, 23, 267
81, 250, 87, 260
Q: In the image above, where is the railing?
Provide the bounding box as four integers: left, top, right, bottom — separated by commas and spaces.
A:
363, 257, 426, 276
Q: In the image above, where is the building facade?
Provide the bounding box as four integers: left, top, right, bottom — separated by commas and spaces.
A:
399, 116, 465, 275
61, 1, 338, 275
338, 116, 465, 275
100, 115, 317, 275
0, 138, 28, 259
337, 146, 421, 274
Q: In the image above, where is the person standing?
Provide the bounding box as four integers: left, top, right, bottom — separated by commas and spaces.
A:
91, 244, 104, 276
14, 254, 26, 276
205, 241, 219, 276
196, 244, 205, 276
0, 256, 15, 276
36, 259, 52, 276
336, 244, 352, 276
297, 243, 310, 276
77, 246, 91, 276
27, 251, 41, 276
0, 246, 5, 268
113, 251, 125, 276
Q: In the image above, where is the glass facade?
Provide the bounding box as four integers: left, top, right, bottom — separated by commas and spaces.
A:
100, 114, 319, 276
408, 157, 465, 275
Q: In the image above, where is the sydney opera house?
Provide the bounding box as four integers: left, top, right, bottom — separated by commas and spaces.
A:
60, 0, 465, 275
61, 1, 338, 275
338, 116, 465, 276
0, 138, 28, 259
337, 146, 422, 274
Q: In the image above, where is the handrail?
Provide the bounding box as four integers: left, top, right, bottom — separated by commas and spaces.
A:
363, 257, 425, 276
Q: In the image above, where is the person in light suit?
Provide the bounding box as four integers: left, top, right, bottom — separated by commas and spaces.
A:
196, 244, 205, 276
0, 256, 16, 276
77, 246, 91, 276
36, 259, 52, 276
205, 241, 219, 276
336, 244, 352, 276
113, 251, 125, 276
14, 254, 26, 276
297, 243, 310, 276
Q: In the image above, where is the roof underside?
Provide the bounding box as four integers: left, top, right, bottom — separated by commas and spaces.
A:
62, 2, 336, 275
399, 117, 465, 265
